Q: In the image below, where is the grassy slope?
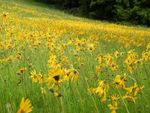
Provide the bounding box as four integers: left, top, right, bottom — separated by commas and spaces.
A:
0, 0, 150, 113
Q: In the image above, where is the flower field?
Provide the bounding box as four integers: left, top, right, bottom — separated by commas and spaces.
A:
0, 0, 150, 113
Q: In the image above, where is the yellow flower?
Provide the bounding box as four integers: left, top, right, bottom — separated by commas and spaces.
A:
95, 86, 104, 97
16, 52, 22, 60
114, 74, 126, 89
125, 83, 144, 96
104, 54, 112, 65
96, 65, 104, 74
17, 67, 26, 75
30, 70, 44, 83
124, 50, 139, 73
87, 43, 95, 52
123, 95, 136, 103
91, 80, 109, 102
114, 51, 120, 58
2, 13, 8, 18
30, 70, 38, 83
53, 92, 62, 97
108, 95, 119, 113
17, 97, 33, 113
108, 104, 117, 113
97, 54, 103, 64
48, 54, 56, 68
123, 83, 144, 103
141, 51, 150, 63
66, 68, 79, 81
110, 62, 118, 71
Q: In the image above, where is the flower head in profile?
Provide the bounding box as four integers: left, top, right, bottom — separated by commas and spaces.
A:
17, 67, 26, 75
17, 97, 33, 113
114, 74, 127, 89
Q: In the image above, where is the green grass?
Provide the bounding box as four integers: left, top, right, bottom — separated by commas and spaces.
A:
0, 0, 150, 113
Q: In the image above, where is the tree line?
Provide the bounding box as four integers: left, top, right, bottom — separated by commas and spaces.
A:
35, 0, 150, 26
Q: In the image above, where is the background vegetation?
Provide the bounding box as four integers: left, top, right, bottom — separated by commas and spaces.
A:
34, 0, 150, 26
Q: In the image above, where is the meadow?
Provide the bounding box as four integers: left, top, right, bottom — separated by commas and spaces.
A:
0, 0, 150, 113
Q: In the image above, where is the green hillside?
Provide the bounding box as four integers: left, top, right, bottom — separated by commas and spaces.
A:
0, 0, 150, 113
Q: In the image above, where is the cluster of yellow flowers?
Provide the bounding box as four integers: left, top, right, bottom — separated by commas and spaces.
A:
29, 53, 79, 96
89, 73, 144, 113
90, 48, 148, 113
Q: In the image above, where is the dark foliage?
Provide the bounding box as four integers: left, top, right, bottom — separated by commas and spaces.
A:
34, 0, 150, 26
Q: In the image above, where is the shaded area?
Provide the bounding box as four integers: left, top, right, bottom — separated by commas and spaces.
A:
33, 0, 150, 26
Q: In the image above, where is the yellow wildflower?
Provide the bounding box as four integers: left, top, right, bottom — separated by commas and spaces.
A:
114, 74, 127, 89
17, 97, 33, 113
